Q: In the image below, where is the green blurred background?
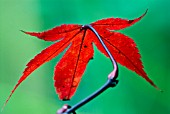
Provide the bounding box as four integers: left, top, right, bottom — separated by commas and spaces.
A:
0, 0, 169, 114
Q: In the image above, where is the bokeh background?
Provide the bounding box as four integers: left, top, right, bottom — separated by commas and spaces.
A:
0, 0, 169, 114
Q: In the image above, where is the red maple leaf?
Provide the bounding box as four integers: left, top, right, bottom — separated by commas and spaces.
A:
4, 10, 158, 107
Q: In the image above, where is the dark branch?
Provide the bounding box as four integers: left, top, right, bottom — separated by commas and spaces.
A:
83, 24, 118, 80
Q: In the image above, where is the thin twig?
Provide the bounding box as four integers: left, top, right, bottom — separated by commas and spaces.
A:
83, 25, 118, 80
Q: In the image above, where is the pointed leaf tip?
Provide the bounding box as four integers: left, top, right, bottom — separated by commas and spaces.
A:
20, 30, 25, 33
2, 83, 20, 111
91, 9, 148, 31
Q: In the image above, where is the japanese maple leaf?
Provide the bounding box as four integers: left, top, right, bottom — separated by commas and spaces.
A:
4, 10, 158, 107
